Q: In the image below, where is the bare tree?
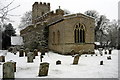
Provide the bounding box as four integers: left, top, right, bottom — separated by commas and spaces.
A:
18, 11, 32, 30
0, 0, 20, 50
0, 0, 20, 31
84, 10, 109, 44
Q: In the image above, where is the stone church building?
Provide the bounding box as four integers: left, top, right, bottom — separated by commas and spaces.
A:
20, 2, 95, 54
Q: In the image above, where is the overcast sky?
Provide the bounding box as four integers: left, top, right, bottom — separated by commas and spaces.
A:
2, 0, 119, 34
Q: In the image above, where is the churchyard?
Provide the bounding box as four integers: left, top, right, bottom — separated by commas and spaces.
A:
0, 48, 118, 78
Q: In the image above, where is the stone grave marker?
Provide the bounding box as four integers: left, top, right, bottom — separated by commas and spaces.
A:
71, 49, 75, 57
3, 61, 15, 78
13, 62, 16, 72
100, 61, 103, 65
73, 54, 81, 65
105, 51, 107, 54
27, 52, 34, 63
19, 49, 24, 57
0, 56, 5, 62
38, 62, 49, 76
98, 48, 103, 55
40, 55, 44, 62
12, 47, 17, 55
108, 48, 112, 54
56, 60, 61, 65
34, 49, 38, 56
107, 56, 111, 60
25, 48, 30, 56
41, 50, 45, 55
96, 54, 97, 56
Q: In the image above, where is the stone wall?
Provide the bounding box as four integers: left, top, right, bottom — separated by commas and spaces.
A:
48, 14, 95, 54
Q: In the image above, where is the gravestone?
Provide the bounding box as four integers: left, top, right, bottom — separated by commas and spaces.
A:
105, 51, 107, 54
41, 50, 45, 55
73, 54, 81, 65
98, 48, 103, 55
0, 56, 5, 62
100, 61, 103, 65
107, 56, 111, 60
100, 53, 103, 56
13, 62, 16, 72
19, 49, 24, 57
40, 55, 44, 62
34, 49, 38, 56
71, 49, 75, 57
3, 62, 15, 78
56, 60, 61, 65
27, 52, 34, 63
12, 47, 17, 55
38, 62, 49, 76
25, 48, 30, 56
108, 49, 112, 54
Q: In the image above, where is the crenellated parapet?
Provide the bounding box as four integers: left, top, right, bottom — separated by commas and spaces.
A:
32, 2, 50, 24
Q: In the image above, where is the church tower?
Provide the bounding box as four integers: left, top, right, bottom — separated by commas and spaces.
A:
32, 2, 50, 24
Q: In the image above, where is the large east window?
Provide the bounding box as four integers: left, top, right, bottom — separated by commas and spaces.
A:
74, 23, 85, 43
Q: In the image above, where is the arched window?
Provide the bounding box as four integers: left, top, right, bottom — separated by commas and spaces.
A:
53, 32, 55, 44
57, 31, 60, 44
74, 23, 85, 43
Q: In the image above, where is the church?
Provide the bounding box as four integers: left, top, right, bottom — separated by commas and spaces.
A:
20, 2, 95, 54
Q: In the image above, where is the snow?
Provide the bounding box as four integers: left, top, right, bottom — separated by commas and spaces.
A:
94, 42, 100, 45
0, 49, 118, 78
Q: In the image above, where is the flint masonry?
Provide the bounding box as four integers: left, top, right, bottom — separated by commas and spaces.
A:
20, 2, 95, 54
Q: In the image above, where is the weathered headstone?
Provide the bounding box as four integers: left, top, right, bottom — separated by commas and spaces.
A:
34, 49, 38, 56
105, 51, 107, 54
3, 62, 15, 78
98, 48, 103, 55
96, 54, 97, 56
25, 48, 30, 56
108, 49, 112, 54
0, 56, 5, 62
27, 52, 34, 63
100, 61, 103, 65
73, 54, 81, 65
100, 53, 103, 56
12, 47, 17, 55
107, 56, 111, 60
40, 55, 44, 62
13, 62, 16, 72
56, 60, 61, 65
71, 49, 75, 57
41, 50, 45, 55
19, 49, 24, 57
38, 62, 49, 76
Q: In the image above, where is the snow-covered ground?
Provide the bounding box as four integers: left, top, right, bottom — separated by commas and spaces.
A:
0, 50, 118, 78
